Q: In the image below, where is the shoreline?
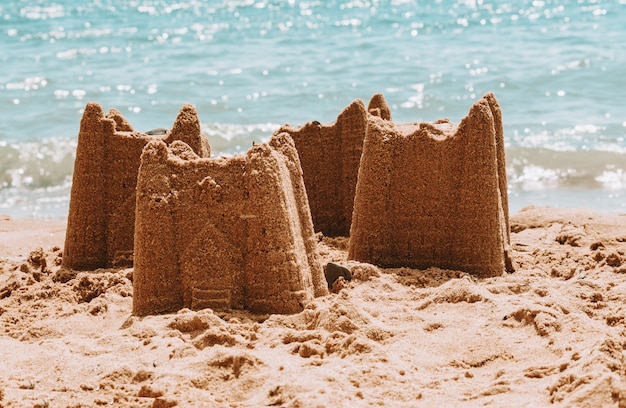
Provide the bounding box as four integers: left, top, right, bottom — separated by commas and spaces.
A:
3, 189, 625, 227
2, 204, 624, 260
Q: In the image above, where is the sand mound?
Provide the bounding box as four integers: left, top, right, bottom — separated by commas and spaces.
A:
63, 103, 210, 271
349, 93, 513, 278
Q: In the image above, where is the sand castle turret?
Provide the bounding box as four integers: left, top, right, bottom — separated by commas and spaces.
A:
63, 103, 210, 270
275, 94, 391, 237
348, 93, 514, 278
367, 93, 392, 121
132, 133, 328, 316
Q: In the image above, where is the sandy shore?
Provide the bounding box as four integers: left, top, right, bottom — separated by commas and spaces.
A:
1, 207, 625, 407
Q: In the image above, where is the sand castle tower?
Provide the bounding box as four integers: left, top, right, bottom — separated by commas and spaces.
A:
367, 93, 392, 121
63, 103, 210, 270
348, 93, 514, 278
132, 133, 328, 316
275, 94, 391, 237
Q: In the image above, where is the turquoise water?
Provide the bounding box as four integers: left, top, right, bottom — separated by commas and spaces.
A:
1, 0, 625, 219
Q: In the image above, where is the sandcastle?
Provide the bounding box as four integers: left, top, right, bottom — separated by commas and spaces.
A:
64, 92, 513, 317
348, 93, 514, 278
63, 103, 210, 270
132, 133, 328, 316
275, 94, 392, 237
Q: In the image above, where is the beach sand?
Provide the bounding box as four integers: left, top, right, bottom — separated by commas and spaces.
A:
1, 207, 626, 407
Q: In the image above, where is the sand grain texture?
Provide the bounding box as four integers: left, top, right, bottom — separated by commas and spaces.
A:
1, 206, 625, 407
276, 94, 392, 238
349, 93, 513, 278
63, 104, 210, 271
133, 133, 327, 316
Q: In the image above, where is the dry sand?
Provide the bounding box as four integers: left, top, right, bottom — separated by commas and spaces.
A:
1, 207, 626, 407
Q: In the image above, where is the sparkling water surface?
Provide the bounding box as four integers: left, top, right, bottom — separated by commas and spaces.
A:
1, 0, 625, 219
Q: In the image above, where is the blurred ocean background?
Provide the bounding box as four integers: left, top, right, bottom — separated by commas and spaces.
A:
1, 0, 624, 219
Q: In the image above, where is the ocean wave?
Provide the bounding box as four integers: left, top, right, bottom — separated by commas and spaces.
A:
507, 147, 626, 190
202, 121, 279, 155
1, 129, 625, 219
0, 137, 76, 190
507, 124, 626, 154
0, 121, 280, 192
1, 127, 624, 193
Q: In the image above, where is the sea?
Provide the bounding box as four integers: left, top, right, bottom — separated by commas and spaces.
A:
1, 0, 625, 219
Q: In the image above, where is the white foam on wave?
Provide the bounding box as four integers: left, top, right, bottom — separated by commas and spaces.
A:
201, 121, 279, 155
596, 169, 626, 190
509, 164, 562, 190
506, 143, 626, 192
0, 137, 76, 190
